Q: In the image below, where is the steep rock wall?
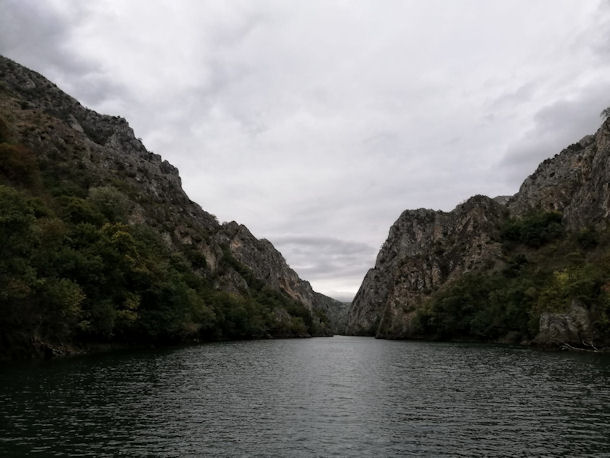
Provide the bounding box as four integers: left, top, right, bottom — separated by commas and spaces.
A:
508, 121, 610, 230
347, 119, 610, 339
347, 196, 507, 337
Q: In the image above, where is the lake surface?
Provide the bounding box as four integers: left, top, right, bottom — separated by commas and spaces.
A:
1, 337, 610, 456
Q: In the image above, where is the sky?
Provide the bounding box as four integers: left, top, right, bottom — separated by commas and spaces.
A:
1, 0, 609, 301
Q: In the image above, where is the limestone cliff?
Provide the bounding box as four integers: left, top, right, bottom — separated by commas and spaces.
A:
311, 293, 350, 335
508, 126, 610, 230
347, 196, 507, 337
534, 300, 596, 350
347, 119, 610, 344
214, 222, 317, 308
0, 55, 340, 342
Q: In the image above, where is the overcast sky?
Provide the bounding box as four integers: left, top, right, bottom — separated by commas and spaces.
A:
1, 0, 609, 301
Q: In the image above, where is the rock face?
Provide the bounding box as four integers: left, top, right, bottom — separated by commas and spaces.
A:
312, 293, 350, 335
534, 301, 595, 349
347, 119, 610, 339
215, 222, 316, 308
0, 55, 340, 333
347, 196, 507, 337
508, 126, 610, 230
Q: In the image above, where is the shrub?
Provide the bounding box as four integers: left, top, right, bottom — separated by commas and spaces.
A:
88, 186, 132, 223
577, 228, 599, 249
0, 116, 9, 142
0, 143, 40, 187
501, 211, 564, 247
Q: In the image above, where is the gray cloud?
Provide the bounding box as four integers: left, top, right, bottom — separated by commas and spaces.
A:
1, 0, 609, 300
0, 1, 97, 76
0, 0, 131, 113
489, 83, 538, 112
270, 236, 378, 303
271, 236, 377, 276
499, 83, 610, 185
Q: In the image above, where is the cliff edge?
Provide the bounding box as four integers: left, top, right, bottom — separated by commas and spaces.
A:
347, 118, 610, 349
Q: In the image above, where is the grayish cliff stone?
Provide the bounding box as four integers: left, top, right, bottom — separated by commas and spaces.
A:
492, 195, 511, 206
347, 196, 507, 337
0, 55, 343, 331
312, 293, 350, 335
534, 301, 595, 349
215, 222, 316, 310
508, 122, 610, 230
347, 117, 610, 341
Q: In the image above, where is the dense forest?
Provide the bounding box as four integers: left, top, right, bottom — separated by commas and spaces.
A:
0, 114, 329, 360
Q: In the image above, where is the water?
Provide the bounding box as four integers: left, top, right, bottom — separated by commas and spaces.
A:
1, 337, 610, 456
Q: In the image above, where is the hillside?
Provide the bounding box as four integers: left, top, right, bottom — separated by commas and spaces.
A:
347, 118, 610, 350
0, 55, 345, 360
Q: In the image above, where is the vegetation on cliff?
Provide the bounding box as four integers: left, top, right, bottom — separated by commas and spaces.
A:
0, 167, 326, 359
0, 57, 335, 360
347, 115, 610, 349
414, 211, 610, 345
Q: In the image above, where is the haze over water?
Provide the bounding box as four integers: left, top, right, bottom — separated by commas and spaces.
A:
1, 337, 609, 456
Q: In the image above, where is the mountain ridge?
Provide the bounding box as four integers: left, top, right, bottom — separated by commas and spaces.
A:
0, 55, 345, 359
347, 116, 610, 349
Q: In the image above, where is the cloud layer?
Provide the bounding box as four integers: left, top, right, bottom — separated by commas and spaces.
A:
2, 0, 609, 300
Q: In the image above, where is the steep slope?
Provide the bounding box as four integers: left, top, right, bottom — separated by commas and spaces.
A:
0, 55, 339, 358
347, 196, 507, 337
311, 293, 350, 335
508, 131, 610, 230
347, 119, 610, 348
215, 222, 316, 306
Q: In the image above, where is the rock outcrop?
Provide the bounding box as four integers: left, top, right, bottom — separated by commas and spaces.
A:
0, 55, 341, 337
508, 126, 610, 230
312, 293, 350, 335
347, 119, 610, 341
534, 300, 595, 349
215, 222, 317, 308
347, 196, 507, 337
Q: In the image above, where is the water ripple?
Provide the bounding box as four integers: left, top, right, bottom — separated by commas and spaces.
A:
1, 337, 610, 456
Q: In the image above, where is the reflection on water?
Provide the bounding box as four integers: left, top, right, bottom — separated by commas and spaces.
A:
1, 337, 610, 456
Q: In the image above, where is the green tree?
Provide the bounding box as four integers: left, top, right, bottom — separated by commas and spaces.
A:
88, 186, 132, 223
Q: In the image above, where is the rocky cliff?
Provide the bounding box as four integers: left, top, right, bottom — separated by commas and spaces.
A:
347, 196, 507, 338
347, 119, 610, 347
312, 293, 350, 335
214, 222, 317, 307
508, 130, 610, 230
0, 55, 341, 356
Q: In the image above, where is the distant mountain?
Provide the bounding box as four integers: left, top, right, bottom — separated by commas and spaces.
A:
0, 55, 345, 360
347, 116, 610, 350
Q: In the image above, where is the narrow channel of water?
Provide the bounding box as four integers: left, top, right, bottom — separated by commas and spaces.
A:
1, 337, 609, 456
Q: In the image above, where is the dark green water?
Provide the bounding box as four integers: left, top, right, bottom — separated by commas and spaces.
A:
1, 337, 610, 456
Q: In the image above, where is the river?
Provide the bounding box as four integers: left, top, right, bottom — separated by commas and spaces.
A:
1, 336, 609, 456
